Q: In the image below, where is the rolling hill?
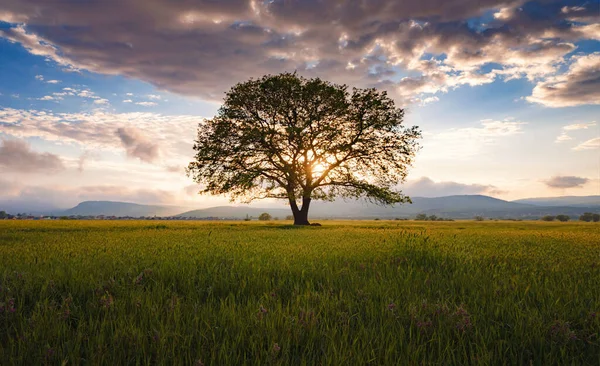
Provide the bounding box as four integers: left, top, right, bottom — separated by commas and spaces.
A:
60, 201, 187, 217
10, 195, 597, 219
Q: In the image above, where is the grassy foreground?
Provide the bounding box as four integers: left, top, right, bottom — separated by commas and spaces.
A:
0, 220, 599, 365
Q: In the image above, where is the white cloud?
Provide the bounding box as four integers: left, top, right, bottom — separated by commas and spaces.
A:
563, 122, 597, 131
573, 138, 600, 151
93, 98, 109, 105
555, 133, 572, 143
136, 101, 158, 107
34, 74, 43, 81
423, 119, 526, 159
555, 122, 596, 144
126, 93, 134, 96
46, 79, 60, 84
38, 95, 56, 101
0, 107, 201, 166
147, 94, 162, 100
123, 99, 133, 103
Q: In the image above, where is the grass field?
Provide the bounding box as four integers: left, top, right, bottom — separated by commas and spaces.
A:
0, 220, 599, 365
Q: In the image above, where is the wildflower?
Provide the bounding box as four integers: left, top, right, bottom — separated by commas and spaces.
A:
272, 343, 281, 354
388, 303, 396, 311
257, 305, 268, 320
99, 292, 114, 309
8, 298, 16, 313
45, 348, 55, 361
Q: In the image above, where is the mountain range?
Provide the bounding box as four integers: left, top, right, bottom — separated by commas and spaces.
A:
4, 195, 598, 219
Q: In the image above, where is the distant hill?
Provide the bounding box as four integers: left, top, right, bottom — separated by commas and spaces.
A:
60, 201, 187, 217
176, 195, 600, 220
8, 195, 598, 219
176, 206, 292, 219
512, 196, 600, 207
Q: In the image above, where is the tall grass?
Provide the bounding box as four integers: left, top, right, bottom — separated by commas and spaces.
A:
0, 220, 598, 365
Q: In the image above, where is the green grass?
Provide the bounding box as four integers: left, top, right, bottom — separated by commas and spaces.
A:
0, 220, 599, 365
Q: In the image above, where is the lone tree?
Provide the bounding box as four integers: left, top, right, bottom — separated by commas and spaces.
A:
187, 73, 421, 225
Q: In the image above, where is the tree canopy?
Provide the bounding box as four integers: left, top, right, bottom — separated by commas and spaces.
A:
187, 73, 421, 225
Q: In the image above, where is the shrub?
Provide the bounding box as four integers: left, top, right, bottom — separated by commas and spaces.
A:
541, 215, 555, 222
556, 215, 570, 222
579, 213, 600, 222
258, 213, 272, 221
474, 216, 485, 221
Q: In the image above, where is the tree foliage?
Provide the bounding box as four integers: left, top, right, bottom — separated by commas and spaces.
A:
258, 213, 272, 221
187, 73, 421, 225
579, 212, 600, 222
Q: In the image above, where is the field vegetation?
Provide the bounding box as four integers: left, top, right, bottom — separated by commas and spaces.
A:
0, 220, 599, 364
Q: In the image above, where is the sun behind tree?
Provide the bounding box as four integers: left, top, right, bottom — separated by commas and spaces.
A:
187, 73, 422, 225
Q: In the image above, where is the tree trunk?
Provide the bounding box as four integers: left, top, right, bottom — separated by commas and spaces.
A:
291, 196, 311, 225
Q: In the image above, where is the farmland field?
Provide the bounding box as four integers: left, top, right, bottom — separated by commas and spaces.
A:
0, 220, 599, 365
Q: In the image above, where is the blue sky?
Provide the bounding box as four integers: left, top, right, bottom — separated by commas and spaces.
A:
0, 0, 598, 210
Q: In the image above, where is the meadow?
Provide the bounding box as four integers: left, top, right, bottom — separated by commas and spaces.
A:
0, 220, 598, 365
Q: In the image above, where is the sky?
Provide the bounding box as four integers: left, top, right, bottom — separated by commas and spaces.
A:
0, 0, 599, 211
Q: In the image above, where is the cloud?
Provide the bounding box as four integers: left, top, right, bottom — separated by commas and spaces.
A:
0, 107, 200, 167
0, 138, 65, 173
563, 122, 597, 131
34, 74, 43, 81
122, 99, 132, 103
544, 176, 589, 189
147, 94, 162, 100
573, 137, 600, 151
555, 133, 572, 143
423, 119, 526, 159
527, 53, 600, 107
93, 98, 109, 105
555, 121, 596, 143
135, 101, 157, 107
46, 79, 60, 84
404, 177, 503, 197
126, 93, 133, 96
116, 127, 161, 163
0, 0, 597, 104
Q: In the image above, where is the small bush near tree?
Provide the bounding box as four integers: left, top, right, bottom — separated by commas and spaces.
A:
285, 215, 294, 221
541, 215, 555, 221
474, 216, 485, 221
579, 213, 600, 222
415, 214, 428, 221
258, 213, 272, 221
556, 215, 570, 222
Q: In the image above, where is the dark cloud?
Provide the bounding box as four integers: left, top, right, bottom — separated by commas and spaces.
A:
0, 0, 597, 104
0, 138, 65, 173
116, 127, 161, 163
544, 175, 589, 188
404, 177, 504, 197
